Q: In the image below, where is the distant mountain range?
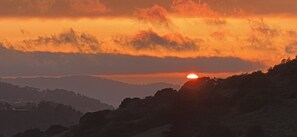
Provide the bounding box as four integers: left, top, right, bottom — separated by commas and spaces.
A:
0, 82, 113, 113
1, 76, 180, 107
13, 57, 297, 137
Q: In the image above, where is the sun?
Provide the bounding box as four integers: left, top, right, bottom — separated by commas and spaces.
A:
187, 73, 199, 80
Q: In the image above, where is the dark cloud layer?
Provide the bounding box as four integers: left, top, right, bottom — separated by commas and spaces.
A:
0, 43, 264, 76
1, 0, 297, 18
114, 30, 199, 52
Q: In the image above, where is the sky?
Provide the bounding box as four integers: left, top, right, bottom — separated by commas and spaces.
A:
0, 0, 297, 84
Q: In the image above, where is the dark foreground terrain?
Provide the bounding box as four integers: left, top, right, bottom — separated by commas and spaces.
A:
0, 101, 82, 137
0, 82, 113, 137
13, 58, 297, 137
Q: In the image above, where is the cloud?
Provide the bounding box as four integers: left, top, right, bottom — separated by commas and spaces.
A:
286, 30, 297, 39
284, 30, 297, 54
246, 19, 280, 50
171, 0, 297, 16
235, 0, 297, 15
134, 5, 171, 27
249, 19, 279, 37
210, 31, 227, 41
16, 29, 102, 53
171, 0, 218, 17
114, 30, 200, 52
20, 29, 31, 35
0, 43, 264, 76
71, 0, 109, 14
0, 0, 108, 18
204, 18, 227, 26
285, 41, 297, 54
2, 0, 297, 18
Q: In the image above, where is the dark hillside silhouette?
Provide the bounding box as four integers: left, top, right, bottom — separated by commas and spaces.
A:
0, 101, 81, 137
13, 57, 297, 137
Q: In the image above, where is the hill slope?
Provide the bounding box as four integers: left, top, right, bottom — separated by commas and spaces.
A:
0, 82, 113, 113
0, 101, 82, 137
1, 76, 180, 107
15, 57, 297, 137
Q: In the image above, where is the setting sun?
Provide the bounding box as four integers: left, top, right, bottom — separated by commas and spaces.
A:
187, 73, 199, 79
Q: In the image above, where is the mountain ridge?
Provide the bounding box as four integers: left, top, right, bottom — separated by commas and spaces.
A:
1, 75, 180, 107
0, 82, 113, 113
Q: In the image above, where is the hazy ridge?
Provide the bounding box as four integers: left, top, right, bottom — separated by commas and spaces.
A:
1, 76, 180, 107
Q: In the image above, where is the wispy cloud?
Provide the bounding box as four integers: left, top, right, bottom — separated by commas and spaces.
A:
16, 29, 102, 53
171, 0, 218, 17
114, 29, 200, 52
210, 31, 227, 41
285, 41, 297, 54
134, 5, 171, 27
204, 18, 227, 26
246, 19, 280, 50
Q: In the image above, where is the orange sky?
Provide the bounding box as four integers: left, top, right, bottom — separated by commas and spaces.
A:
1, 17, 296, 64
0, 0, 297, 84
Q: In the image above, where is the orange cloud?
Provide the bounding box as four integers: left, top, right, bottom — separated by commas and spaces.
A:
134, 5, 171, 27
0, 0, 108, 18
210, 31, 227, 41
285, 41, 297, 54
16, 29, 102, 53
114, 29, 200, 52
204, 18, 227, 25
171, 0, 218, 17
246, 19, 280, 50
1, 0, 297, 18
70, 0, 109, 14
236, 0, 297, 16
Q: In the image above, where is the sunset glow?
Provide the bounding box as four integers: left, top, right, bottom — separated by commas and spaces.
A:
187, 73, 199, 79
0, 0, 296, 84
2, 1, 297, 136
